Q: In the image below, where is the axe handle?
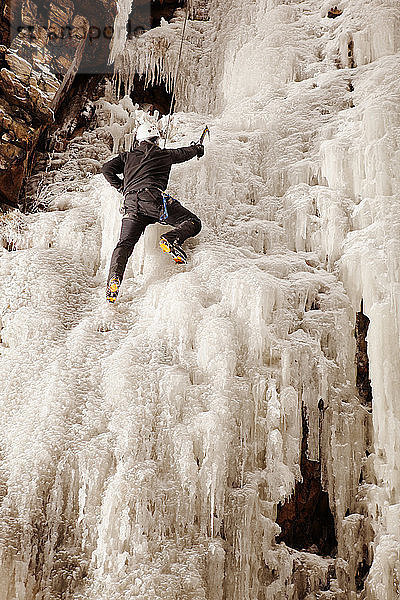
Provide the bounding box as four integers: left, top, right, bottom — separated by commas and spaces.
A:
199, 126, 210, 145
193, 126, 210, 159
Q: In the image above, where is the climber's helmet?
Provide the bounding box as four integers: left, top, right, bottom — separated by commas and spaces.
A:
136, 123, 160, 143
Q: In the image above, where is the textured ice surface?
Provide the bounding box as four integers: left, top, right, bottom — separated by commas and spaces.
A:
1, 0, 400, 598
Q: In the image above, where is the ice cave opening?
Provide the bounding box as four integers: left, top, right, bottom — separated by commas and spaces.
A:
355, 301, 372, 409
131, 0, 185, 30
127, 73, 173, 116
276, 407, 337, 558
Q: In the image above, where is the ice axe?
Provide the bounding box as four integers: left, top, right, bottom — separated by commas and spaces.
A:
192, 125, 210, 159
199, 125, 210, 145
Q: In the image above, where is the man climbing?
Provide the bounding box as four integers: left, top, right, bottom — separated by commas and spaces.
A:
101, 122, 204, 303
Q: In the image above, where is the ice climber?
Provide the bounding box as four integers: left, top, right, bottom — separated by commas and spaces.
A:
101, 123, 204, 303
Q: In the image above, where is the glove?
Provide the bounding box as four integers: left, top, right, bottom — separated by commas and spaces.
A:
194, 143, 204, 158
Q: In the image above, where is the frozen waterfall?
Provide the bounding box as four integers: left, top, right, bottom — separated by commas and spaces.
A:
1, 0, 400, 598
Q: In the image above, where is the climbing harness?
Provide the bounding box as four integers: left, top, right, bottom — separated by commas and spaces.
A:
152, 186, 179, 223
121, 186, 177, 222
163, 4, 190, 148
159, 191, 179, 223
160, 193, 170, 222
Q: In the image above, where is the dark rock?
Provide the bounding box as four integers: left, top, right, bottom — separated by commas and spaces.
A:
0, 0, 118, 209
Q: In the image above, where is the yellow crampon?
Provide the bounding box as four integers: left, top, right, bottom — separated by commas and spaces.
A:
106, 276, 121, 303
159, 237, 187, 264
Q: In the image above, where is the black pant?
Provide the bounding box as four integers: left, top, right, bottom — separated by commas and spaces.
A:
108, 191, 201, 284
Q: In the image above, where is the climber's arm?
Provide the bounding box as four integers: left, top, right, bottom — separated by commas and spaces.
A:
167, 144, 203, 164
101, 154, 125, 192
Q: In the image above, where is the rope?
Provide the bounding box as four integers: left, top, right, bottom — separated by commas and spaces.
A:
163, 4, 190, 148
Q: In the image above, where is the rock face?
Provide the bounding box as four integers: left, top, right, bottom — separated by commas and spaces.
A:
0, 0, 117, 209
0, 0, 11, 45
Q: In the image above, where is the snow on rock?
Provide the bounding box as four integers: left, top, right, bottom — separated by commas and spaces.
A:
1, 0, 400, 598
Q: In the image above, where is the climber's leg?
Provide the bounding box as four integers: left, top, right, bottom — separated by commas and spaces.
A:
162, 200, 202, 244
106, 212, 154, 302
159, 200, 201, 264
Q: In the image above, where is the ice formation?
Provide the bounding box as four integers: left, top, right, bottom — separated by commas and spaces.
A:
1, 0, 400, 598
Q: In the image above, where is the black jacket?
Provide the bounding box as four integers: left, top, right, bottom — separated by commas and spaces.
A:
101, 141, 198, 196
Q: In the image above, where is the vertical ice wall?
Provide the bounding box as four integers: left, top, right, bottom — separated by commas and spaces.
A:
0, 0, 399, 599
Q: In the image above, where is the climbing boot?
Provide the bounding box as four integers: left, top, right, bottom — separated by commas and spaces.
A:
159, 237, 187, 264
106, 276, 121, 303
